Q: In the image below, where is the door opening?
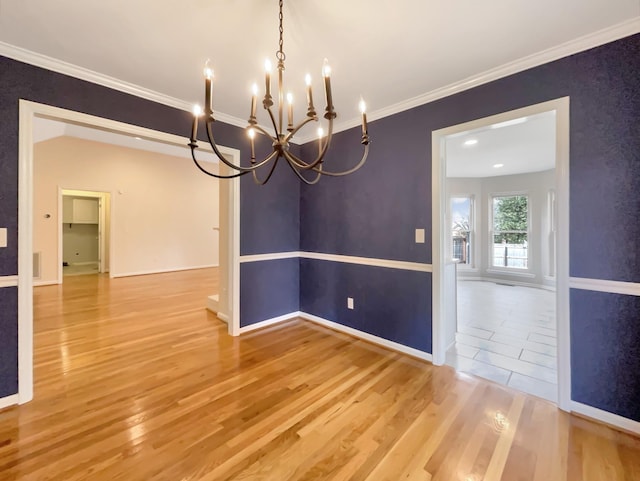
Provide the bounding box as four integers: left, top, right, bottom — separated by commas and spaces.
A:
432, 98, 571, 410
18, 100, 241, 404
59, 190, 110, 279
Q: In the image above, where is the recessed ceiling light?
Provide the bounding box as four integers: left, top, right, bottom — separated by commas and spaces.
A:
490, 117, 527, 129
134, 136, 142, 140
493, 163, 504, 168
463, 139, 478, 147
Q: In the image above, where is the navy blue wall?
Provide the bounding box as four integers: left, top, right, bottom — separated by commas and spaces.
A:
300, 34, 640, 420
0, 55, 299, 397
571, 289, 640, 421
300, 259, 431, 351
240, 258, 299, 327
0, 288, 18, 397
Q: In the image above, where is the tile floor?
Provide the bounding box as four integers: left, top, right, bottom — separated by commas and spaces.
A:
446, 280, 557, 402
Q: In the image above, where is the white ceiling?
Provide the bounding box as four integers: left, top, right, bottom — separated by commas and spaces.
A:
446, 111, 556, 178
1, 1, 638, 139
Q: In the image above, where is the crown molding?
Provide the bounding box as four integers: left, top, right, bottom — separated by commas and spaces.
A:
0, 41, 249, 130
2, 16, 638, 144
296, 17, 640, 144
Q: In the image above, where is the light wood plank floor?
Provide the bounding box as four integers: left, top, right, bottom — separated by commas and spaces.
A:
0, 269, 638, 480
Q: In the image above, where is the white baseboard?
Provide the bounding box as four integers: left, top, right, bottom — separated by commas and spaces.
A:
111, 264, 218, 278
459, 276, 556, 291
33, 279, 60, 287
238, 311, 301, 334
0, 394, 19, 410
217, 312, 229, 323
299, 312, 433, 363
571, 401, 640, 435
206, 294, 219, 313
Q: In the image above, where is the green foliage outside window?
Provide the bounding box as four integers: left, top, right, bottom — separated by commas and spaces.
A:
493, 195, 527, 243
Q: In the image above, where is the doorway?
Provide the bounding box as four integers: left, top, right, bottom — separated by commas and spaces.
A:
18, 100, 241, 404
432, 98, 571, 410
60, 190, 111, 278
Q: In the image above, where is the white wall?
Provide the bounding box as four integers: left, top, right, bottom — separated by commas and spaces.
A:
447, 169, 555, 287
34, 136, 219, 282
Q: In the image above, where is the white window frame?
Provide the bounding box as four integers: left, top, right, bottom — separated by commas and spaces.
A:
449, 194, 476, 270
488, 192, 531, 272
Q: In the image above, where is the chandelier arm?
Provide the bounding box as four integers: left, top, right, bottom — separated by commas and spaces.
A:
283, 152, 323, 185
283, 116, 317, 143
309, 143, 370, 177
205, 121, 271, 172
282, 118, 334, 170
265, 106, 280, 138
252, 155, 281, 185
190, 146, 249, 179
250, 124, 278, 143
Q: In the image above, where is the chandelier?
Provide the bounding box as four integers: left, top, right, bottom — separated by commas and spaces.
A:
188, 0, 370, 185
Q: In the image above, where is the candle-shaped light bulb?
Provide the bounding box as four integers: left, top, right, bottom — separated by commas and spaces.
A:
248, 128, 256, 161
264, 59, 272, 99
191, 104, 202, 141
287, 92, 293, 128
305, 73, 315, 115
322, 59, 331, 78
359, 97, 368, 136
250, 83, 258, 120
322, 59, 334, 115
203, 60, 214, 116
317, 127, 324, 154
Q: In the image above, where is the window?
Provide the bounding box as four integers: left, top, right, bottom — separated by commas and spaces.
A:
491, 195, 529, 269
451, 196, 473, 266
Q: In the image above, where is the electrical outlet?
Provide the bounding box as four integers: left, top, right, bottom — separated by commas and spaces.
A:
415, 228, 425, 244
0, 228, 6, 248
347, 297, 354, 310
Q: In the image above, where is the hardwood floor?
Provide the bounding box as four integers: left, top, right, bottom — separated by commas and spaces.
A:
0, 269, 638, 480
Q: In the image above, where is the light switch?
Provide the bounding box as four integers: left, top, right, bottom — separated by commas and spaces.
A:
415, 228, 425, 244
347, 297, 354, 310
0, 228, 7, 248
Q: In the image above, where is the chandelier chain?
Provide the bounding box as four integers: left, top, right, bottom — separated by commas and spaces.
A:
276, 0, 285, 62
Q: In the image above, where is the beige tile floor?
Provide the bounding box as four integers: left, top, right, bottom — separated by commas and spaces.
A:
446, 280, 557, 402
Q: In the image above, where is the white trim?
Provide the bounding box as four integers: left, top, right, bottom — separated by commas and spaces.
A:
485, 268, 536, 279
33, 280, 59, 287
0, 41, 248, 130
569, 277, 640, 297
571, 401, 640, 435
110, 264, 218, 279
297, 17, 640, 142
206, 294, 219, 313
301, 312, 433, 362
238, 312, 300, 334
432, 97, 571, 411
238, 250, 433, 273
555, 97, 571, 411
19, 100, 241, 404
459, 276, 556, 292
0, 394, 19, 410
1, 19, 637, 145
0, 276, 19, 288
300, 252, 432, 273
217, 312, 230, 323
239, 252, 301, 263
